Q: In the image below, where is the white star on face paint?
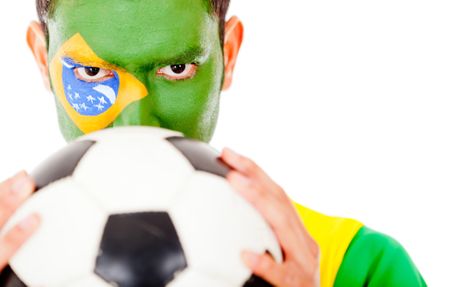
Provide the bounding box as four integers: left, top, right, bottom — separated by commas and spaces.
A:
98, 97, 107, 105
74, 93, 81, 100
86, 95, 96, 103
68, 93, 73, 101
73, 104, 80, 111
95, 103, 105, 111
80, 103, 88, 111
67, 85, 72, 91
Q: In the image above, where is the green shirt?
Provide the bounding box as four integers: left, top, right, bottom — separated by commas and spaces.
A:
335, 226, 427, 286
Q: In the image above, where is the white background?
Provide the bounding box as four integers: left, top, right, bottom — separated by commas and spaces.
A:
0, 0, 449, 285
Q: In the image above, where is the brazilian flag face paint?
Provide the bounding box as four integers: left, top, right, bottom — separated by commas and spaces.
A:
50, 34, 148, 134
47, 0, 224, 142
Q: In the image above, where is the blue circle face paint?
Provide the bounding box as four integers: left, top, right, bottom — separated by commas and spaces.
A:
61, 58, 120, 116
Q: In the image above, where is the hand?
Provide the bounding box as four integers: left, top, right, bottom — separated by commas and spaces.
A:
221, 149, 320, 287
0, 171, 40, 271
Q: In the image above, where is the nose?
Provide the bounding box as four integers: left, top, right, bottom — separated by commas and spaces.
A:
111, 97, 161, 128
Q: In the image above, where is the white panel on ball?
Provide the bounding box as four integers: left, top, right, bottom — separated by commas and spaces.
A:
169, 172, 282, 286
2, 178, 108, 287
67, 274, 113, 287
73, 133, 194, 214
168, 269, 233, 287
80, 126, 182, 142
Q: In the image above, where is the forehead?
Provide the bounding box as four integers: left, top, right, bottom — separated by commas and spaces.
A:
48, 0, 217, 66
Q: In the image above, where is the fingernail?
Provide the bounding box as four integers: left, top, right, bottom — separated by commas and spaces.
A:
242, 251, 259, 268
18, 214, 40, 231
10, 172, 31, 196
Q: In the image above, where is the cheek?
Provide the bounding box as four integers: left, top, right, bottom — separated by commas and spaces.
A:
151, 56, 223, 128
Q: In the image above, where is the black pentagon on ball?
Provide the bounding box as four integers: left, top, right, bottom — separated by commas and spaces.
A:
166, 137, 230, 178
243, 274, 274, 287
0, 265, 27, 287
243, 251, 275, 287
31, 140, 96, 191
95, 212, 187, 287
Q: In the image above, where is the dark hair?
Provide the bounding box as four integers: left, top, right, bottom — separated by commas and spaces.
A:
36, 0, 230, 45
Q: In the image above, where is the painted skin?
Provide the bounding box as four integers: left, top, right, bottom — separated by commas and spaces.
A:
23, 0, 426, 286
47, 0, 224, 142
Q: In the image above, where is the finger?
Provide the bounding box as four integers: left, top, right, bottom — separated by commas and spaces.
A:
228, 171, 312, 256
228, 172, 294, 231
242, 251, 287, 286
221, 148, 282, 195
221, 148, 263, 178
0, 171, 35, 227
0, 213, 40, 270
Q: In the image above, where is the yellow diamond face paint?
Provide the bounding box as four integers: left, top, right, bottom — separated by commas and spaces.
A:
50, 33, 148, 134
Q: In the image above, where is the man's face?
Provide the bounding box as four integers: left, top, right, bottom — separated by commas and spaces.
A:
46, 0, 224, 142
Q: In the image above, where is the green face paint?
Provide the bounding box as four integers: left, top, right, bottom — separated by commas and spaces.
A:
47, 0, 224, 142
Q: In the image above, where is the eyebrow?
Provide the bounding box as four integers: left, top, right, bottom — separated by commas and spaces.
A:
61, 56, 121, 71
152, 46, 209, 67
63, 46, 209, 71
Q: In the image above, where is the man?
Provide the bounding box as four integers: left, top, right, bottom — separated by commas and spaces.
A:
0, 0, 426, 286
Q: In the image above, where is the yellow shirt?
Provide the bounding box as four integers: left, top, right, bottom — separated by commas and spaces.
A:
293, 203, 363, 287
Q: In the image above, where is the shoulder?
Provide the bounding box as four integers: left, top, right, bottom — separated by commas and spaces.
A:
290, 202, 426, 287
292, 202, 363, 241
349, 226, 405, 254
335, 226, 427, 287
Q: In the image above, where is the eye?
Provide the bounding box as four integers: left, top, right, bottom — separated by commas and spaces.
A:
157, 64, 197, 80
74, 66, 115, 83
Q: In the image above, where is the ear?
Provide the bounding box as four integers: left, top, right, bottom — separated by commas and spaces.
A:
222, 16, 244, 91
27, 21, 50, 90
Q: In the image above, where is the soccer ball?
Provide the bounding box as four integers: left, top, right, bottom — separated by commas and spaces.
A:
0, 127, 282, 287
